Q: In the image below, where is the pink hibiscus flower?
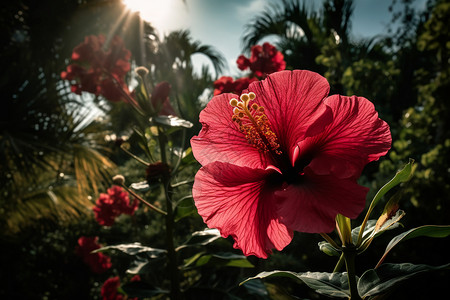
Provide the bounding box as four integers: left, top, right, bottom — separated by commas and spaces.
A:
191, 70, 391, 258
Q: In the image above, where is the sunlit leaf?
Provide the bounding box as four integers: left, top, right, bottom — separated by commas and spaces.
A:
358, 263, 450, 298
94, 242, 167, 257
126, 255, 166, 275
130, 181, 151, 192
152, 115, 193, 128
175, 228, 222, 251
242, 271, 351, 298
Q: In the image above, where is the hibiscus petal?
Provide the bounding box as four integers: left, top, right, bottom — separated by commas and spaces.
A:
298, 95, 392, 179
193, 162, 293, 258
191, 93, 270, 169
248, 70, 332, 161
275, 167, 368, 233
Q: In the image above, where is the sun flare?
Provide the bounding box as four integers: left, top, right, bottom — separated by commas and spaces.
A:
122, 0, 175, 32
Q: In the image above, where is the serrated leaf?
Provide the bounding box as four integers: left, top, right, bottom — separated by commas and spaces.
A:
376, 225, 450, 267
152, 115, 193, 128
242, 271, 351, 298
95, 243, 167, 257
176, 228, 222, 251
358, 263, 450, 298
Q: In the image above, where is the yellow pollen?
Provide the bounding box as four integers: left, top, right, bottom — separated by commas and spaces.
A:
240, 94, 250, 101
229, 92, 281, 155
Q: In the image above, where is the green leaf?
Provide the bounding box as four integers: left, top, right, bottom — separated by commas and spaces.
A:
358, 263, 450, 298
127, 255, 166, 275
174, 196, 196, 222
352, 220, 377, 244
365, 159, 414, 221
357, 210, 405, 253
152, 115, 193, 128
318, 241, 341, 257
183, 252, 254, 269
242, 271, 351, 298
176, 228, 222, 251
376, 225, 450, 267
181, 147, 196, 165
95, 243, 167, 257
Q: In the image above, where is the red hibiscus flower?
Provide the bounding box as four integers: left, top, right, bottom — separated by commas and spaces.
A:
61, 34, 132, 103
101, 277, 123, 300
236, 42, 286, 77
93, 186, 139, 226
101, 276, 140, 300
213, 76, 257, 96
75, 236, 112, 274
151, 82, 177, 116
191, 70, 391, 258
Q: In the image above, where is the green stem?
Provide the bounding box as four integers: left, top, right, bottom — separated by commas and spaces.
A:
333, 253, 345, 273
343, 246, 362, 300
320, 233, 341, 250
120, 145, 150, 167
122, 185, 167, 216
158, 127, 182, 300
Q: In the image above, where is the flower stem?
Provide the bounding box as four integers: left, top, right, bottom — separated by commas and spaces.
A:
333, 253, 345, 272
121, 185, 167, 216
343, 245, 362, 300
158, 127, 182, 300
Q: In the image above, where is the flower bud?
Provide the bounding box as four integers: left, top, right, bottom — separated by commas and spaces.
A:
135, 66, 149, 77
112, 175, 125, 186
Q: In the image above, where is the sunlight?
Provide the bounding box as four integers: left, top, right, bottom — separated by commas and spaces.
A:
122, 0, 177, 33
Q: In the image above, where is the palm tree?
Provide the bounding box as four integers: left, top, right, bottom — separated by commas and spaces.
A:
142, 29, 226, 131
0, 0, 128, 235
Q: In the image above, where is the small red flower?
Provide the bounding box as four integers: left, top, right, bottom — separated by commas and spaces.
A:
101, 277, 123, 300
101, 276, 140, 300
151, 82, 177, 116
75, 236, 112, 274
237, 42, 286, 77
191, 70, 391, 258
93, 186, 139, 226
213, 76, 257, 96
61, 34, 131, 103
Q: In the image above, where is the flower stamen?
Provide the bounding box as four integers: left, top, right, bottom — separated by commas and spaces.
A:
230, 92, 281, 155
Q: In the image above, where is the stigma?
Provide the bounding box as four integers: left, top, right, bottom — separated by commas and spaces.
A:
230, 92, 281, 155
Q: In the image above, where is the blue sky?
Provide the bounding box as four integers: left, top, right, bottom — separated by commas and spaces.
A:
127, 0, 427, 76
